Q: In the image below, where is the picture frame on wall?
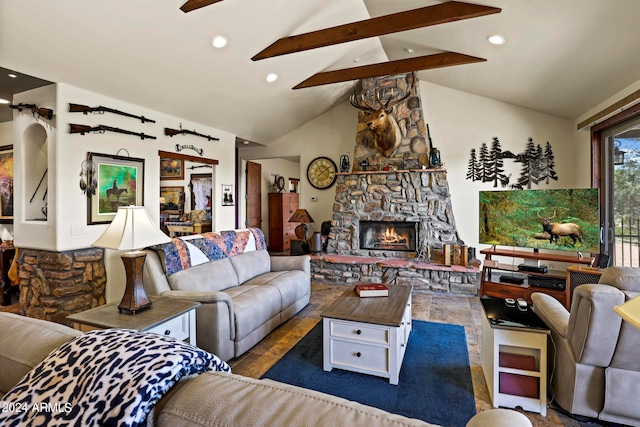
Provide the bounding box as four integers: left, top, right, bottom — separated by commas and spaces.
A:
160, 186, 184, 214
0, 145, 13, 224
87, 152, 145, 225
160, 157, 184, 180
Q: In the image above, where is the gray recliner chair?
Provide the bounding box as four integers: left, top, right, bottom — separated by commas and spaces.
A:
531, 266, 640, 426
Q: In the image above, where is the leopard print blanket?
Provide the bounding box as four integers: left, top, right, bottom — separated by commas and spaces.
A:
0, 329, 230, 426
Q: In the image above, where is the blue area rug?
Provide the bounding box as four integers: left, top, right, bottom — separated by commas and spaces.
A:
262, 320, 475, 427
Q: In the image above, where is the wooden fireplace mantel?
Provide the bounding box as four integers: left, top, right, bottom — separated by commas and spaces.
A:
337, 168, 446, 176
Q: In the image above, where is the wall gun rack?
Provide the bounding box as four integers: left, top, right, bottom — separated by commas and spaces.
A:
69, 103, 155, 123
165, 126, 219, 142
69, 124, 157, 140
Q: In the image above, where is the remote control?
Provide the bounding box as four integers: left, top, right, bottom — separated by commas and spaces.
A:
517, 298, 528, 311
505, 298, 515, 307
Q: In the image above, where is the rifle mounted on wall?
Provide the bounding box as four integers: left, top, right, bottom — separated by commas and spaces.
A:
165, 126, 219, 142
69, 123, 157, 140
68, 103, 155, 123
9, 103, 54, 120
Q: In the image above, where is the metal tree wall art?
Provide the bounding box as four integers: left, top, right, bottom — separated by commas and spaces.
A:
466, 137, 558, 189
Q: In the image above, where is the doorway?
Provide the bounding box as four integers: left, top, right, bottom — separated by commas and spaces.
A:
600, 117, 640, 266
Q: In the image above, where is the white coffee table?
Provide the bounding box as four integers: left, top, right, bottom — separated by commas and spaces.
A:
321, 285, 412, 385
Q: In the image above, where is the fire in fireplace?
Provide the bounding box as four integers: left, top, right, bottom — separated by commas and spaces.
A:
359, 221, 418, 252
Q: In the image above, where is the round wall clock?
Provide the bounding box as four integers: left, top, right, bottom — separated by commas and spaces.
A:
307, 156, 338, 189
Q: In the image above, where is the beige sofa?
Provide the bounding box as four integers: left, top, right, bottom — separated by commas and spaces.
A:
0, 312, 531, 427
532, 266, 640, 426
0, 312, 470, 426
143, 229, 310, 361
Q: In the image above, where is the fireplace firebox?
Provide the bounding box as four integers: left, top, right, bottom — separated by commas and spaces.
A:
359, 221, 418, 252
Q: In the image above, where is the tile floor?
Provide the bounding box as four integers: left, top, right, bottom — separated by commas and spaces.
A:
229, 282, 605, 427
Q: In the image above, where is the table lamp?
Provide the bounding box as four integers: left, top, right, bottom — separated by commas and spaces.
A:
614, 296, 640, 329
289, 208, 314, 241
93, 206, 171, 314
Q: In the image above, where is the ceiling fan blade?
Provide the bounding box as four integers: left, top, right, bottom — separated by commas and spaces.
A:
180, 0, 223, 13
293, 52, 485, 89
253, 1, 500, 61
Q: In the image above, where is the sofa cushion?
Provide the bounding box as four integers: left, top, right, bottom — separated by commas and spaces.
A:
0, 328, 230, 426
225, 284, 282, 341
229, 250, 271, 284
168, 257, 239, 292
0, 312, 81, 397
243, 270, 309, 309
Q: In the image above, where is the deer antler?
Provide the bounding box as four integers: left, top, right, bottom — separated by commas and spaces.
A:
537, 210, 557, 220
350, 73, 416, 112
377, 74, 416, 112
349, 82, 376, 111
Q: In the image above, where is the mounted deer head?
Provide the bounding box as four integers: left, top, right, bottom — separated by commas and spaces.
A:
350, 74, 414, 157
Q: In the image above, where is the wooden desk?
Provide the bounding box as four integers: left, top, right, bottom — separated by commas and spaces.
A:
166, 222, 212, 238
0, 244, 16, 306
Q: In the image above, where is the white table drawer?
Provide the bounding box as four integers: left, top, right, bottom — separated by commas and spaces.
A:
331, 339, 389, 373
146, 313, 189, 341
330, 320, 389, 344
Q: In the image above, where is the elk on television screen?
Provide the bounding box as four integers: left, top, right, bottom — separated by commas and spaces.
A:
479, 188, 600, 253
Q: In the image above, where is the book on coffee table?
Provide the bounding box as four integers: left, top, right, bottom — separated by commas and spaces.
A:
355, 283, 389, 297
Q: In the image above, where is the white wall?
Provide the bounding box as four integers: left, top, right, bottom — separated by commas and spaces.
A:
240, 80, 576, 250
13, 83, 237, 303
420, 81, 577, 250
240, 102, 356, 235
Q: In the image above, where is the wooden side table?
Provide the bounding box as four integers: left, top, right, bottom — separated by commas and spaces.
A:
480, 298, 550, 416
67, 296, 199, 345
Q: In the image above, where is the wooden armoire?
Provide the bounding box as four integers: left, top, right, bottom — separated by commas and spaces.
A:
268, 192, 299, 252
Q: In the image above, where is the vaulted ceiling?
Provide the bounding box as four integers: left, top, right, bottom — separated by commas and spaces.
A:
2, 0, 640, 144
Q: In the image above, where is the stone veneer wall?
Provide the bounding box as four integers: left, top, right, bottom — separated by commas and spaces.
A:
18, 247, 106, 326
327, 169, 463, 258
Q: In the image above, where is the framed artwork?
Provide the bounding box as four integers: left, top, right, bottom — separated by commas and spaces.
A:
160, 157, 184, 180
0, 145, 13, 224
160, 186, 184, 214
87, 152, 145, 225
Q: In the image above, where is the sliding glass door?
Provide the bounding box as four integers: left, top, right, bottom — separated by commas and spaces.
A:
601, 116, 640, 266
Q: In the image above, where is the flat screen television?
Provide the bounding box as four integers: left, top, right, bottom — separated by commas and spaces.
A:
479, 188, 600, 253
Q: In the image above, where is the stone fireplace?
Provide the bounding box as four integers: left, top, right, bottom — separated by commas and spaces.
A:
310, 72, 479, 295
327, 169, 462, 259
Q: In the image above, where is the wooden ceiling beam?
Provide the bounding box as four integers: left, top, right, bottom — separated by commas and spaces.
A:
253, 1, 500, 61
180, 0, 223, 13
293, 52, 485, 89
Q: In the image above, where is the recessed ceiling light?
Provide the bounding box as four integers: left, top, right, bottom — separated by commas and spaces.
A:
488, 35, 506, 45
353, 57, 361, 64
0, 98, 9, 104
212, 36, 228, 48
404, 48, 415, 54
266, 73, 278, 83
242, 140, 250, 145
7, 73, 17, 78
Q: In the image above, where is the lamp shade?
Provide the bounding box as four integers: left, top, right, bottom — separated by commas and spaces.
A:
93, 206, 171, 250
288, 209, 314, 224
614, 295, 640, 329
